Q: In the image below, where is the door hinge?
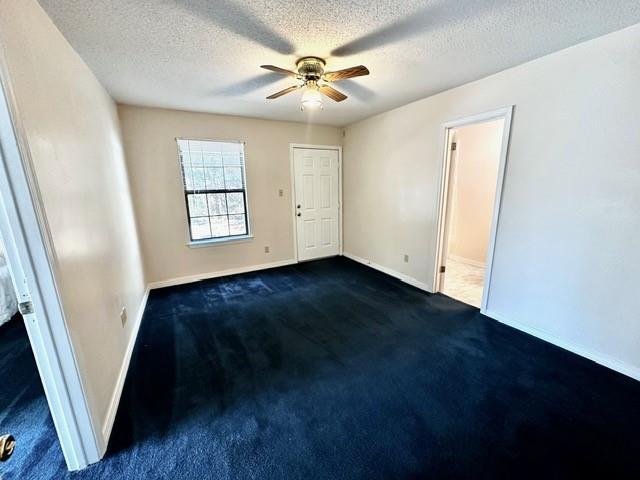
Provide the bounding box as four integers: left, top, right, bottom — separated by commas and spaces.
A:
451, 142, 457, 151
18, 301, 34, 315
439, 265, 446, 273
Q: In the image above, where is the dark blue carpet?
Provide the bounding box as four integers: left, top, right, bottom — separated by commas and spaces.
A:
4, 257, 640, 478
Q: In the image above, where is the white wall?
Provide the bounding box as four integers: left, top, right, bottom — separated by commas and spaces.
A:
0, 0, 146, 446
344, 24, 640, 379
447, 119, 503, 265
118, 105, 342, 284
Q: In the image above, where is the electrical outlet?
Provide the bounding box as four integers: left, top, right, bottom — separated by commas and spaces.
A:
120, 307, 127, 327
278, 189, 284, 197
264, 246, 270, 254
404, 254, 409, 263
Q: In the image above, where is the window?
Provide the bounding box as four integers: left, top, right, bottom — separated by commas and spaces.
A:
176, 139, 250, 242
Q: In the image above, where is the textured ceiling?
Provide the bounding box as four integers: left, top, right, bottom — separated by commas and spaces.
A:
38, 0, 640, 126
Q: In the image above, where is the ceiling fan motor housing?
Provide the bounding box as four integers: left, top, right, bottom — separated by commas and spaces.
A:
296, 57, 326, 81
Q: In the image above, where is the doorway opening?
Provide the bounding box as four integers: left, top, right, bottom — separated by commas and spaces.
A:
434, 107, 513, 311
0, 231, 54, 470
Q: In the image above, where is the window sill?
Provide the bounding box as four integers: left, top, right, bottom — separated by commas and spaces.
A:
187, 235, 254, 248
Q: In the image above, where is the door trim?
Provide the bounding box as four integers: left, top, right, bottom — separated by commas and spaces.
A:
289, 144, 343, 262
0, 51, 100, 470
433, 106, 514, 313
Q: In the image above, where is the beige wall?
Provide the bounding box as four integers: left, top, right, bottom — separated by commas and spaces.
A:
344, 24, 640, 378
0, 0, 146, 441
447, 119, 504, 264
118, 105, 342, 284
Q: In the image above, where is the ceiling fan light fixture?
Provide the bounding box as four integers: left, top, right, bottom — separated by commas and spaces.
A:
262, 57, 368, 108
301, 85, 323, 111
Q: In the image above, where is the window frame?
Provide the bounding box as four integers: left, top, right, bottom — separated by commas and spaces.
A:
175, 137, 252, 246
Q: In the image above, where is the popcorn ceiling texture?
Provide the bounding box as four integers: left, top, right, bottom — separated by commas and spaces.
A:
39, 0, 640, 126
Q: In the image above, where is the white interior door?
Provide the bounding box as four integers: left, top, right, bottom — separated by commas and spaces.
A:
293, 147, 340, 261
438, 134, 458, 292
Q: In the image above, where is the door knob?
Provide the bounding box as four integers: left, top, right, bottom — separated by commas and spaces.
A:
0, 434, 15, 462
296, 204, 301, 209
297, 213, 301, 217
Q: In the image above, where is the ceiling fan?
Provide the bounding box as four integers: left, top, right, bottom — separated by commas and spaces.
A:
261, 57, 369, 110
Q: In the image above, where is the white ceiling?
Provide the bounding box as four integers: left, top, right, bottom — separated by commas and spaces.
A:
39, 0, 640, 127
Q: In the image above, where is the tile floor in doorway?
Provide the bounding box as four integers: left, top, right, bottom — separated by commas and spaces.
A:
442, 257, 484, 308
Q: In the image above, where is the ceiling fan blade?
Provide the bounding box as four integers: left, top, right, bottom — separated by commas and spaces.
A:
319, 85, 347, 102
266, 85, 300, 99
260, 65, 298, 77
322, 65, 369, 82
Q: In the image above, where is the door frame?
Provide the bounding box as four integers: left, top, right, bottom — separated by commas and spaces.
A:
433, 106, 514, 313
289, 144, 343, 262
0, 54, 100, 469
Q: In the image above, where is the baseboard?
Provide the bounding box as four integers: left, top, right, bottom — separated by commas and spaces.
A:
447, 254, 485, 268
99, 286, 150, 454
342, 252, 433, 293
484, 309, 640, 382
147, 259, 298, 290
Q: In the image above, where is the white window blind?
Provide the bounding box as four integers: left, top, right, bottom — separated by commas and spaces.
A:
176, 139, 250, 241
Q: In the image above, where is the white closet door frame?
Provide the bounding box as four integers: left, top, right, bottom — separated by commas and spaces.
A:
289, 144, 343, 262
433, 106, 514, 314
0, 53, 100, 470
